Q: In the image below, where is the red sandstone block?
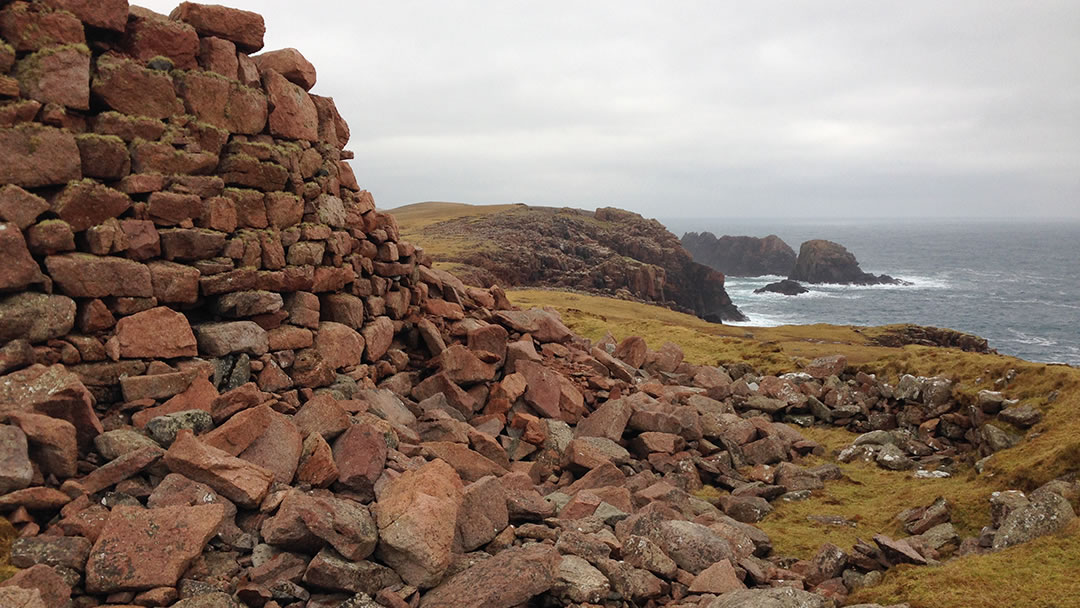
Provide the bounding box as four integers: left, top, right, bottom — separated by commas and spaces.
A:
170, 2, 265, 52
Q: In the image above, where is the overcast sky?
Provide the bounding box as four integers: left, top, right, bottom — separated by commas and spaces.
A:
142, 1, 1079, 219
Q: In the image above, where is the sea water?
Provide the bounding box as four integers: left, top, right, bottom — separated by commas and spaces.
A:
660, 218, 1080, 367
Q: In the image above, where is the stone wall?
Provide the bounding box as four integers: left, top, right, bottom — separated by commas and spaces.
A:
0, 0, 429, 408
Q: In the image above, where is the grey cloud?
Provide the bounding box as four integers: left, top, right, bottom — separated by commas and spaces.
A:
138, 0, 1080, 218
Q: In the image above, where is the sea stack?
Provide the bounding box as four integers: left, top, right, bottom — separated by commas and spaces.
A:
789, 240, 904, 285
681, 232, 796, 277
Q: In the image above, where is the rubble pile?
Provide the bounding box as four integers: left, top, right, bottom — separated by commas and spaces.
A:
733, 358, 1043, 474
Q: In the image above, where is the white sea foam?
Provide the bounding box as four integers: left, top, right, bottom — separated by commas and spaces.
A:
726, 312, 796, 328
728, 274, 952, 293
829, 274, 953, 290
1004, 328, 1058, 347
997, 299, 1080, 311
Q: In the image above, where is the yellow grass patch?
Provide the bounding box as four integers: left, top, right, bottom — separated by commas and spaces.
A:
850, 519, 1080, 608
0, 517, 15, 583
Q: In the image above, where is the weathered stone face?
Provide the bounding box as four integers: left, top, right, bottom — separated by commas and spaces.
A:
85, 504, 225, 593
0, 125, 81, 188
91, 54, 184, 119
375, 459, 464, 588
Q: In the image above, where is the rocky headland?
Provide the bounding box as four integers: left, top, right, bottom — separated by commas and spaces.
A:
394, 203, 747, 323
0, 4, 1076, 608
681, 233, 796, 277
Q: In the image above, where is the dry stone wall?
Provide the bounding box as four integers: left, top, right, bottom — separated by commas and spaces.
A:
0, 0, 422, 408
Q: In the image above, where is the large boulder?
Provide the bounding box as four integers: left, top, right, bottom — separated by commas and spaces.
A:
375, 459, 464, 588
264, 69, 318, 142
163, 429, 274, 508
50, 178, 132, 231
993, 489, 1075, 550
14, 45, 90, 110
253, 47, 316, 90
332, 423, 387, 499
261, 489, 377, 560
649, 520, 736, 574
45, 253, 153, 298
41, 0, 128, 32
0, 587, 46, 608
0, 564, 71, 608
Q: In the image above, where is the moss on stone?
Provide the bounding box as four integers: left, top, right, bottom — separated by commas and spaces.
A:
75, 132, 126, 146
235, 140, 276, 154
221, 152, 260, 164
34, 218, 72, 228
172, 67, 249, 89
186, 117, 229, 138
24, 42, 91, 59
273, 141, 303, 155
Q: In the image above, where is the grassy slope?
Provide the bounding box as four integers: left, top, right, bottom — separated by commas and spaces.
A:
390, 201, 522, 262
508, 288, 1080, 608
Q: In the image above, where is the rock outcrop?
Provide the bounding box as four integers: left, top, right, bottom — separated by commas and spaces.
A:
868, 325, 991, 353
682, 232, 796, 277
398, 203, 747, 322
755, 279, 808, 296
789, 240, 903, 285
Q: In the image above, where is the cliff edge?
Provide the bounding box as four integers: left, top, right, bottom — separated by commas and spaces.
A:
681, 232, 796, 277
395, 202, 747, 322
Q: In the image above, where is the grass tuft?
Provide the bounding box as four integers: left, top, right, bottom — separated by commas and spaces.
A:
0, 517, 14, 583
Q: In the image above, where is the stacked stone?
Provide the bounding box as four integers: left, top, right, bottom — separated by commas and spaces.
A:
0, 1, 423, 406
0, 3, 949, 608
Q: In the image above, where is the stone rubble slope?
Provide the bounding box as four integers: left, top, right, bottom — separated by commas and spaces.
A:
0, 3, 1073, 608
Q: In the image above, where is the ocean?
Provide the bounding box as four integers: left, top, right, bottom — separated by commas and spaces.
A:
660, 218, 1080, 367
